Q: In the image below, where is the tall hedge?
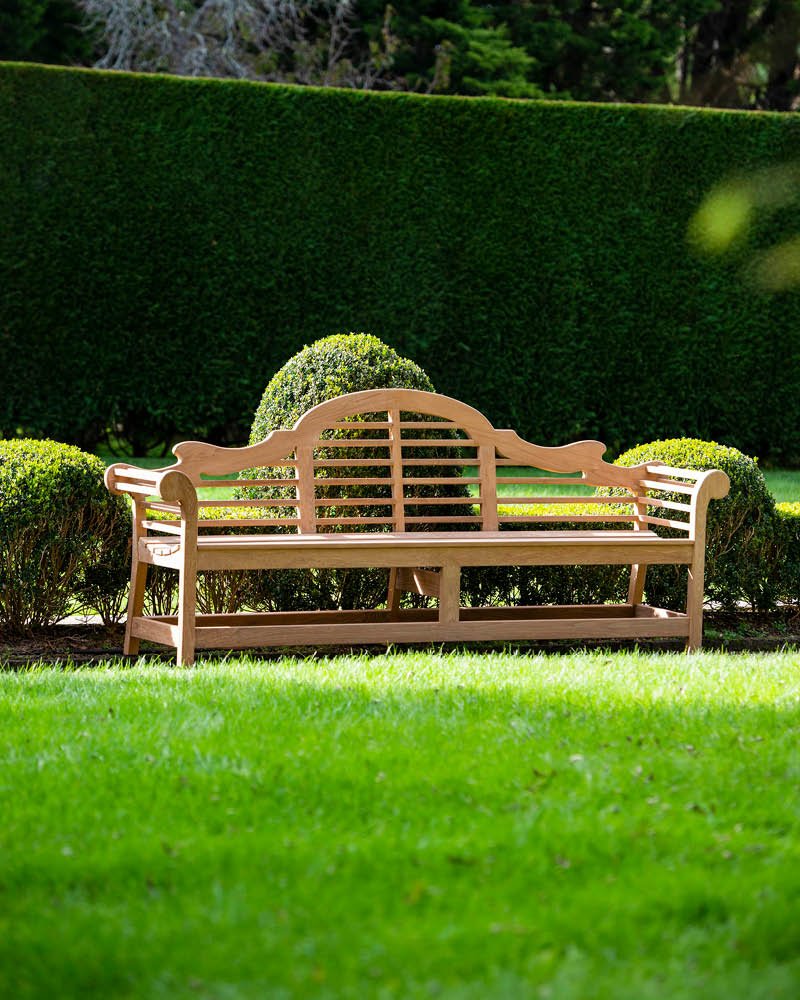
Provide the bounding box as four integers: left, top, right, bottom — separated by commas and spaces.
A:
3, 62, 800, 459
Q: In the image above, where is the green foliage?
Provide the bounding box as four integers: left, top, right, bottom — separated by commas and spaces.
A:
612, 439, 779, 611
242, 332, 468, 611
0, 439, 129, 631
248, 332, 435, 444
5, 65, 800, 458
774, 502, 800, 604
0, 1, 90, 65
462, 501, 627, 609
143, 505, 267, 617
419, 17, 540, 97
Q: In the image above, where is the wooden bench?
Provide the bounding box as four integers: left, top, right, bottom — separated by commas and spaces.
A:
105, 388, 729, 665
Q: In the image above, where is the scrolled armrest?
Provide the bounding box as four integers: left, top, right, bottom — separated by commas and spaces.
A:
105, 464, 198, 521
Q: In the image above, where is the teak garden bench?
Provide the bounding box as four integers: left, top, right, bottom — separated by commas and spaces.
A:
105, 388, 730, 665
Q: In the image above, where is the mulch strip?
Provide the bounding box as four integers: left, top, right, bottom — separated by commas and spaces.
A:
2, 609, 800, 668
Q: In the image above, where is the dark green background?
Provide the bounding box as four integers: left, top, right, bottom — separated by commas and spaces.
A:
3, 62, 800, 459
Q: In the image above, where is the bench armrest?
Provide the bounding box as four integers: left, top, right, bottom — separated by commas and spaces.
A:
644, 464, 730, 538
105, 464, 198, 521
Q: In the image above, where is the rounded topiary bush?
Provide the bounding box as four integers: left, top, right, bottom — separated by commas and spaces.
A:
774, 503, 800, 606
0, 440, 130, 632
611, 439, 778, 611
241, 332, 463, 612
248, 332, 435, 443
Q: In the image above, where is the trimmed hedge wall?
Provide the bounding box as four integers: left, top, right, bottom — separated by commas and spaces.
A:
4, 63, 800, 458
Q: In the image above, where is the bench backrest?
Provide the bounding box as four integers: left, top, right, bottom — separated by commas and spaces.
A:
111, 388, 717, 538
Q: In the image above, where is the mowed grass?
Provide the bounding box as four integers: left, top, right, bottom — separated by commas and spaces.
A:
2, 651, 800, 999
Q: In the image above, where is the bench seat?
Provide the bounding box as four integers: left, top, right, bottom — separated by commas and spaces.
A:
140, 529, 694, 571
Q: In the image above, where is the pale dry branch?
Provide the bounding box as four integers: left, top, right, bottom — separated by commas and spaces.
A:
78, 0, 397, 88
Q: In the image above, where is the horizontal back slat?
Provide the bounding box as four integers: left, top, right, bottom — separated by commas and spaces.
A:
500, 495, 634, 506
499, 514, 639, 524
198, 477, 297, 488
641, 515, 692, 531
640, 478, 696, 495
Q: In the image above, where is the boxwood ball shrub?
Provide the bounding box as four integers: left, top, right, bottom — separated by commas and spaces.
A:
773, 503, 800, 606
0, 440, 129, 632
610, 439, 778, 612
248, 332, 436, 442
241, 332, 469, 611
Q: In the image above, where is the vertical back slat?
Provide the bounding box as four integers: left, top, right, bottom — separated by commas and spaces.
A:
296, 446, 316, 533
387, 408, 406, 531
479, 444, 498, 530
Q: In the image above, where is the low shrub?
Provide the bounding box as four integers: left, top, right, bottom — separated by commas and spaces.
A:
611, 439, 778, 611
461, 502, 627, 609
143, 505, 276, 616
0, 440, 129, 632
774, 503, 800, 606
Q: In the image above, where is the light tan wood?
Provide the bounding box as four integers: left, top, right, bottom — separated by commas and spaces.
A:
105, 388, 729, 664
394, 568, 441, 598
494, 495, 634, 505
386, 567, 402, 618
438, 565, 461, 624
123, 498, 148, 655
498, 514, 638, 524
138, 531, 696, 572
478, 444, 499, 531
639, 478, 696, 495
188, 614, 690, 649
142, 604, 681, 627
388, 406, 407, 531
129, 616, 178, 644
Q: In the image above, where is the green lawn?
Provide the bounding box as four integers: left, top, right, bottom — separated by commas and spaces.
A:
2, 651, 800, 999
763, 470, 800, 504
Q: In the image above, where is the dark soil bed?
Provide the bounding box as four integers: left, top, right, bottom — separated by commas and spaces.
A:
2, 609, 800, 667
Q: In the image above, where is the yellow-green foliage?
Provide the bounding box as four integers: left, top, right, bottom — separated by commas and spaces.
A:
613, 439, 778, 611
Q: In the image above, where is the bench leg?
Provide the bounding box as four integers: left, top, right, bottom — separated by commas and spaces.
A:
387, 568, 402, 620
686, 558, 705, 652
439, 565, 461, 625
176, 563, 197, 666
123, 555, 148, 656
627, 562, 646, 606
